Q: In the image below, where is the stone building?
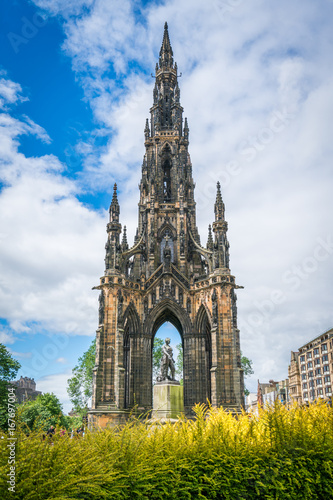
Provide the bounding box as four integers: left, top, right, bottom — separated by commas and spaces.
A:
89, 23, 244, 427
288, 351, 302, 404
11, 376, 41, 404
289, 327, 333, 404
255, 378, 289, 410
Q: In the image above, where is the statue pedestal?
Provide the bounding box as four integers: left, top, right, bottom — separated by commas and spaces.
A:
152, 381, 184, 420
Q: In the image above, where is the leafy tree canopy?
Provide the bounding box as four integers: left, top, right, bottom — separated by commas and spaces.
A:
0, 343, 21, 430
0, 343, 21, 382
241, 353, 254, 396
67, 339, 96, 413
18, 392, 66, 431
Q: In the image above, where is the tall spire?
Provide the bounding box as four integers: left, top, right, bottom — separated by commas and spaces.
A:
121, 225, 128, 250
109, 183, 120, 222
159, 22, 174, 69
207, 224, 214, 250
214, 181, 224, 221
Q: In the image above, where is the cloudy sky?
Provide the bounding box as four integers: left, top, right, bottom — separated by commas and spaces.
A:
1, 0, 332, 412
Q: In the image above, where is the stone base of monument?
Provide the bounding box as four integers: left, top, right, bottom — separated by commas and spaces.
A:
152, 380, 184, 420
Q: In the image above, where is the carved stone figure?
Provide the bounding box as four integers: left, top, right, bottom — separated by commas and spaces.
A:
163, 237, 171, 267
157, 338, 176, 381
212, 288, 218, 326
98, 290, 104, 325
117, 290, 123, 321
186, 297, 191, 314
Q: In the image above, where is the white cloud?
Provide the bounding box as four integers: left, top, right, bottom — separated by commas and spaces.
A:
37, 371, 73, 414
0, 75, 106, 337
0, 329, 16, 345
56, 357, 67, 364
0, 75, 27, 109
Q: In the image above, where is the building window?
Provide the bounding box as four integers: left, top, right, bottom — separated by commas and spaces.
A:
300, 355, 305, 363
323, 365, 329, 372
324, 375, 330, 383
315, 358, 320, 366
313, 348, 319, 356
302, 374, 306, 380
315, 368, 321, 376
302, 383, 307, 390
310, 390, 315, 399
307, 352, 312, 359
316, 378, 322, 386
321, 344, 327, 352
303, 391, 308, 399
317, 388, 323, 396
307, 361, 313, 369
325, 386, 331, 394
322, 354, 328, 362
301, 365, 306, 372
308, 371, 313, 378
309, 380, 314, 388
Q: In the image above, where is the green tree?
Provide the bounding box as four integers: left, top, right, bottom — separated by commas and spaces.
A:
241, 354, 254, 397
175, 343, 183, 384
0, 343, 21, 430
152, 337, 164, 382
18, 392, 66, 431
67, 339, 96, 412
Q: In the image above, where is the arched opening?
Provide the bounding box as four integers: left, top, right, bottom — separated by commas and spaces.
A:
152, 321, 183, 386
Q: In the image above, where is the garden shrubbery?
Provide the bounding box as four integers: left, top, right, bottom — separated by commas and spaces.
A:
1, 401, 332, 499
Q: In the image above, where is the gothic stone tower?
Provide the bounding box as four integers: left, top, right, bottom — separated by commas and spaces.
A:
89, 23, 244, 427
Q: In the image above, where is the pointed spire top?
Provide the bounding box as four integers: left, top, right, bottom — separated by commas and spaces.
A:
214, 182, 224, 221
207, 224, 214, 250
121, 225, 128, 250
144, 118, 150, 139
159, 22, 174, 69
109, 183, 120, 221
216, 181, 222, 204
111, 183, 119, 205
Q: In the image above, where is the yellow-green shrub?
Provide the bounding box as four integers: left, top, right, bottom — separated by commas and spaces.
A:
0, 401, 332, 499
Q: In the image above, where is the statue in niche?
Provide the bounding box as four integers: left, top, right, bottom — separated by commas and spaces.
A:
178, 289, 183, 306
159, 283, 164, 298
171, 283, 175, 297
152, 291, 156, 305
117, 290, 123, 321
212, 289, 218, 326
231, 290, 237, 328
187, 297, 191, 314
98, 290, 104, 325
157, 338, 176, 381
163, 237, 172, 267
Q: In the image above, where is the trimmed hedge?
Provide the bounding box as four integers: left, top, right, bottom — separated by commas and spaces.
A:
0, 401, 332, 499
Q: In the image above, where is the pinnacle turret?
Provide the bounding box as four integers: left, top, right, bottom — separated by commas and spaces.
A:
121, 225, 128, 250
214, 181, 225, 221
159, 22, 174, 69
109, 183, 120, 222
144, 118, 150, 139
207, 224, 214, 250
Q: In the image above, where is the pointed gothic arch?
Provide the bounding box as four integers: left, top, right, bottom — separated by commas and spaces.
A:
144, 297, 192, 338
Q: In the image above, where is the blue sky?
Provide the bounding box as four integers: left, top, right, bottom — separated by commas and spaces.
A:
0, 0, 333, 413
